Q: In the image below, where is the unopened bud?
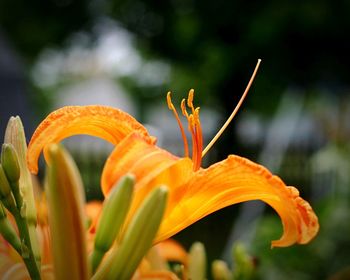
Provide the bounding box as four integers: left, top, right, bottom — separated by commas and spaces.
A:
0, 202, 21, 253
4, 116, 37, 222
91, 174, 134, 272
1, 143, 22, 211
1, 143, 20, 183
93, 186, 168, 280
4, 116, 41, 267
0, 164, 17, 211
46, 144, 89, 280
188, 242, 207, 280
232, 243, 255, 280
212, 260, 231, 280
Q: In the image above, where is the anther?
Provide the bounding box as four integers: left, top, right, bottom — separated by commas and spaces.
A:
181, 99, 189, 117
187, 89, 194, 108
166, 92, 174, 110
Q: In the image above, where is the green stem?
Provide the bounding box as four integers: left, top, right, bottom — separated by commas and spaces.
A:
12, 208, 41, 280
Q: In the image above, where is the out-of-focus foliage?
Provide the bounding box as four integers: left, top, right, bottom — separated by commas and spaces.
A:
0, 0, 90, 61
107, 0, 350, 103
1, 0, 350, 105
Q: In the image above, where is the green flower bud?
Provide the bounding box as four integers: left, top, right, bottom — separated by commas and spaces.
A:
1, 143, 22, 212
212, 260, 231, 280
232, 243, 255, 280
93, 186, 168, 280
1, 143, 20, 183
3, 117, 41, 279
91, 174, 135, 272
188, 242, 207, 280
46, 144, 89, 280
4, 116, 37, 223
0, 164, 17, 212
0, 202, 21, 254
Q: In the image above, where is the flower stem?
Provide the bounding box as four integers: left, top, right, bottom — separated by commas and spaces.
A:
12, 208, 41, 280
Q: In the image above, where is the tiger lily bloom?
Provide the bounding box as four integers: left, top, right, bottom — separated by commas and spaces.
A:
26, 60, 319, 248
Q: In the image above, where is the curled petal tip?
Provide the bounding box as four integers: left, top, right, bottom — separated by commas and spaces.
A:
27, 105, 154, 174
154, 155, 319, 247
271, 186, 319, 248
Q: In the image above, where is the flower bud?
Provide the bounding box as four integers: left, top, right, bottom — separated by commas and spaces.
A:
188, 242, 207, 280
4, 116, 36, 223
212, 260, 231, 280
0, 164, 17, 212
1, 143, 20, 184
1, 143, 22, 211
0, 202, 21, 253
93, 186, 168, 280
232, 243, 255, 280
46, 144, 89, 280
4, 116, 40, 266
91, 174, 134, 272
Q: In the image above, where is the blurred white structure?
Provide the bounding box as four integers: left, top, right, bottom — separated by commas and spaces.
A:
31, 18, 171, 154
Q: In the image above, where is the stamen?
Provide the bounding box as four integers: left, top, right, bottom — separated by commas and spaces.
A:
167, 92, 189, 157
187, 89, 195, 114
187, 115, 198, 169
182, 90, 204, 170
193, 108, 203, 170
181, 99, 189, 117
202, 59, 262, 157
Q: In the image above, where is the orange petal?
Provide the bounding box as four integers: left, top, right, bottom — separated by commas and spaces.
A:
156, 155, 319, 247
135, 271, 180, 280
0, 252, 17, 277
27, 105, 155, 174
1, 263, 30, 280
101, 133, 186, 195
101, 133, 193, 223
85, 201, 102, 220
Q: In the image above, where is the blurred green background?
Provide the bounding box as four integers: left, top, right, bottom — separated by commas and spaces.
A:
1, 0, 350, 279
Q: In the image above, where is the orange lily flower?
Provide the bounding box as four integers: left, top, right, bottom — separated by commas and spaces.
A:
26, 64, 319, 248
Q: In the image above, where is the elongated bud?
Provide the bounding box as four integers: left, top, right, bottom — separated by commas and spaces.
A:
4, 116, 36, 223
188, 242, 207, 280
4, 116, 41, 267
93, 186, 169, 280
0, 164, 13, 197
212, 260, 232, 280
1, 143, 22, 212
232, 243, 255, 280
1, 143, 20, 183
46, 144, 89, 280
0, 202, 22, 253
0, 164, 17, 212
91, 174, 135, 272
0, 202, 7, 218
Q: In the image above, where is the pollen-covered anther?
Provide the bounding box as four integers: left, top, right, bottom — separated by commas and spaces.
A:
166, 92, 174, 110
187, 89, 195, 110
181, 99, 188, 117
194, 107, 201, 124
